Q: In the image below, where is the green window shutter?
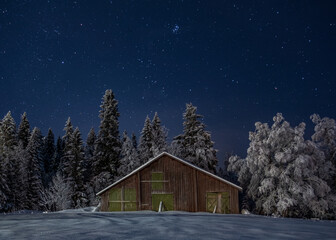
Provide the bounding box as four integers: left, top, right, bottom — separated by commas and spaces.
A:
124, 188, 137, 211
152, 194, 174, 211
109, 188, 121, 211
221, 192, 230, 214
152, 172, 164, 190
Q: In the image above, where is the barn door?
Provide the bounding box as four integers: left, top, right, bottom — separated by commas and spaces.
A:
206, 192, 230, 214
152, 194, 174, 211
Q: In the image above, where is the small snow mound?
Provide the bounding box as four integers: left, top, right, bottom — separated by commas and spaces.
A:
58, 207, 97, 213
241, 209, 250, 215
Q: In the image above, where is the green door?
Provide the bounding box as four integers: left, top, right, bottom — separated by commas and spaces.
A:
108, 188, 137, 211
109, 188, 122, 211
152, 194, 174, 211
124, 188, 137, 211
206, 192, 230, 214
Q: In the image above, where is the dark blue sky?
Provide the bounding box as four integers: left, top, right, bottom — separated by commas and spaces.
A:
1, 1, 335, 160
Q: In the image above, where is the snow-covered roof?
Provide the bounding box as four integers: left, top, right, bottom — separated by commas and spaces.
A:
96, 152, 242, 195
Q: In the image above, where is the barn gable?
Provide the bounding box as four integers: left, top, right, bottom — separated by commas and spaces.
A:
97, 152, 242, 196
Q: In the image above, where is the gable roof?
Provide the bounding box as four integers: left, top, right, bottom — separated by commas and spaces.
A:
96, 152, 242, 195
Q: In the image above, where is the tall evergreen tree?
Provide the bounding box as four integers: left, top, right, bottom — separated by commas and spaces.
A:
25, 127, 44, 210
0, 111, 18, 211
17, 112, 30, 149
63, 127, 87, 208
131, 132, 137, 150
84, 128, 96, 183
92, 89, 121, 193
61, 117, 74, 178
51, 136, 64, 174
151, 112, 167, 156
138, 116, 154, 164
0, 154, 9, 212
42, 128, 55, 186
173, 103, 218, 174
119, 131, 139, 177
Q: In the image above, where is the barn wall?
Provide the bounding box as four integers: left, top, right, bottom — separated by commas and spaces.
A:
99, 155, 240, 213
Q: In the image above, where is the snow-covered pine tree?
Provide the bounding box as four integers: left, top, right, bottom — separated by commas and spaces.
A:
0, 153, 9, 212
138, 116, 154, 164
25, 127, 44, 210
61, 117, 74, 179
119, 131, 139, 177
67, 128, 88, 208
92, 89, 121, 193
131, 133, 137, 150
84, 127, 96, 184
51, 136, 64, 174
179, 103, 218, 174
41, 128, 55, 186
151, 112, 167, 156
17, 112, 30, 149
0, 111, 18, 211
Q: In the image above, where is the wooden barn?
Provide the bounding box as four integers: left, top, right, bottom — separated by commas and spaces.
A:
97, 152, 242, 214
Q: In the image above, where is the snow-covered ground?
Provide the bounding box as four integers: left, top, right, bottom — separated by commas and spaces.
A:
1, 211, 335, 239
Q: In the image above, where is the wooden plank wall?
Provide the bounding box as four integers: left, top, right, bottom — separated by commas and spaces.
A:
100, 155, 240, 213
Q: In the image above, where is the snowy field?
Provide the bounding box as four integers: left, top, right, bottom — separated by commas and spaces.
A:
1, 210, 335, 240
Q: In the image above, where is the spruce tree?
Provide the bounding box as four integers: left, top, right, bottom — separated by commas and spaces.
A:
0, 111, 18, 211
93, 89, 121, 193
26, 127, 44, 210
0, 154, 9, 212
151, 112, 167, 156
84, 128, 96, 183
131, 133, 137, 150
61, 117, 74, 178
119, 131, 139, 177
138, 116, 154, 164
17, 112, 30, 149
42, 128, 55, 186
176, 103, 218, 174
51, 136, 64, 174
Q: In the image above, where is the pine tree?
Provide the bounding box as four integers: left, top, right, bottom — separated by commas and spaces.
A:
0, 154, 9, 212
175, 103, 218, 174
42, 128, 55, 186
51, 136, 64, 174
119, 131, 139, 177
131, 133, 137, 150
25, 127, 44, 210
0, 111, 18, 211
61, 117, 74, 178
92, 89, 121, 193
84, 128, 96, 183
138, 116, 154, 164
17, 112, 30, 149
151, 112, 167, 156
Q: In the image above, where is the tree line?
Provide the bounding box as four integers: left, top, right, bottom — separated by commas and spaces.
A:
0, 89, 217, 212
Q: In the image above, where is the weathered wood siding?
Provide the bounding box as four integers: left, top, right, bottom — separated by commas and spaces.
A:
100, 155, 240, 213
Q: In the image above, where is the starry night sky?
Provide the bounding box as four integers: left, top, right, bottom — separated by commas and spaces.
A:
1, 1, 335, 160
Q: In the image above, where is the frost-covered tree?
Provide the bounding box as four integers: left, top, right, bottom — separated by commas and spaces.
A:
229, 113, 336, 218
40, 173, 72, 211
311, 114, 336, 193
173, 103, 218, 174
119, 131, 139, 177
138, 116, 154, 164
61, 117, 74, 178
17, 112, 30, 149
52, 136, 64, 174
92, 89, 121, 193
84, 128, 96, 183
151, 112, 167, 156
0, 154, 9, 212
42, 128, 55, 186
25, 127, 44, 210
131, 133, 137, 150
0, 111, 18, 211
